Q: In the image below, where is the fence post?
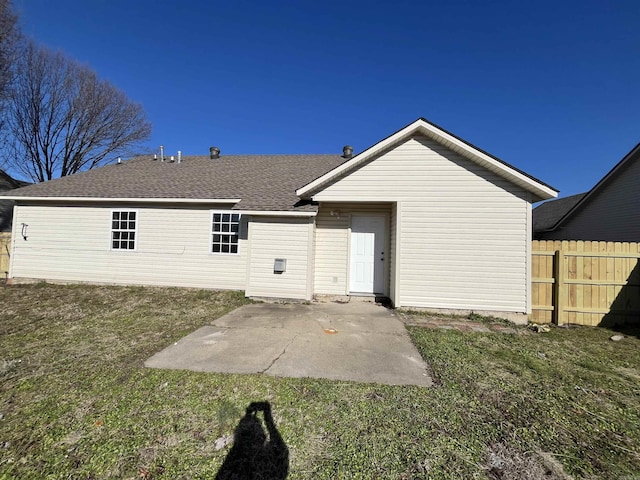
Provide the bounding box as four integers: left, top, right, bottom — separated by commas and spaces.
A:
553, 249, 565, 325
0, 233, 11, 280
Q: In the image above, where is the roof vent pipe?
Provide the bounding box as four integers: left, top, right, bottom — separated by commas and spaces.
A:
210, 146, 220, 159
342, 145, 353, 159
177, 150, 182, 164
159, 145, 165, 162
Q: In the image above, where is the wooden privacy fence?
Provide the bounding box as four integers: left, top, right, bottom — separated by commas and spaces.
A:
0, 233, 10, 279
531, 240, 640, 326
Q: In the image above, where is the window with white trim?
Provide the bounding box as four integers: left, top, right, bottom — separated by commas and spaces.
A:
212, 211, 240, 254
111, 210, 137, 250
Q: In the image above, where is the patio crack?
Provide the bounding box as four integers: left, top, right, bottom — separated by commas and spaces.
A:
262, 333, 300, 374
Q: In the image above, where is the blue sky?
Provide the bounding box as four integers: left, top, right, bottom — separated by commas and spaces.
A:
12, 0, 640, 198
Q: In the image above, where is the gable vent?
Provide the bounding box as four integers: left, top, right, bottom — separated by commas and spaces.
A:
210, 146, 220, 159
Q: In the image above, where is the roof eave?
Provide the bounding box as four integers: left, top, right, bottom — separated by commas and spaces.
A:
1, 197, 318, 216
1, 196, 242, 204
237, 210, 317, 217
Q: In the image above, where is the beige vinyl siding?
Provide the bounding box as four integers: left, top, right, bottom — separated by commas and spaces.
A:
246, 217, 313, 300
313, 206, 347, 295
313, 136, 529, 312
10, 204, 246, 289
543, 156, 640, 242
314, 203, 391, 295
389, 202, 398, 305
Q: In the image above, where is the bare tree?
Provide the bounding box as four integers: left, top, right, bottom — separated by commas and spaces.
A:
5, 41, 152, 182
0, 0, 18, 103
0, 0, 19, 156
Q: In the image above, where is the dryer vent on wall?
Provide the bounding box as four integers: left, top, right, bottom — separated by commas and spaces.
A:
274, 258, 286, 274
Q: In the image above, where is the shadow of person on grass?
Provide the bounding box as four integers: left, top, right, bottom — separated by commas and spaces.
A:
216, 401, 289, 480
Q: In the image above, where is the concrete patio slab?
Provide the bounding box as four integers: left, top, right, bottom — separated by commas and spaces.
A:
145, 302, 433, 387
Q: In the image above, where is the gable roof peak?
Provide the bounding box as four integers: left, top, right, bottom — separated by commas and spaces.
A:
544, 140, 640, 232
296, 117, 558, 201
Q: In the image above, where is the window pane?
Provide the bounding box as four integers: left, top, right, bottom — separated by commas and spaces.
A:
111, 211, 136, 250
211, 212, 240, 254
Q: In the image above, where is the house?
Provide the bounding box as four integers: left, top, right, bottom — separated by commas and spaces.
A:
0, 169, 30, 232
0, 118, 557, 320
532, 192, 586, 239
534, 142, 640, 242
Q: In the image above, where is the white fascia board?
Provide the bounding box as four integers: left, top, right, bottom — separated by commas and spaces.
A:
417, 122, 558, 200
2, 196, 242, 203
2, 196, 318, 216
296, 118, 558, 200
238, 210, 317, 217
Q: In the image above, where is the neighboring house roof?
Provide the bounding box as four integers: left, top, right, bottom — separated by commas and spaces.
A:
539, 141, 640, 234
0, 155, 347, 213
0, 169, 29, 191
533, 193, 587, 233
0, 169, 30, 232
297, 118, 558, 202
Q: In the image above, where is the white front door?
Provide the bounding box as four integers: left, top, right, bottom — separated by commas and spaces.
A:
349, 215, 386, 294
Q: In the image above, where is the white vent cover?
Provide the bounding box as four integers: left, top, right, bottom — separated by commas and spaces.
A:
274, 258, 286, 274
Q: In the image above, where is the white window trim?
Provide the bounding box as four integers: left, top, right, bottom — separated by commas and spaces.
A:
110, 209, 139, 252
210, 210, 241, 255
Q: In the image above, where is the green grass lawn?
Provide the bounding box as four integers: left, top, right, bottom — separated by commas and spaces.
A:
1, 284, 639, 479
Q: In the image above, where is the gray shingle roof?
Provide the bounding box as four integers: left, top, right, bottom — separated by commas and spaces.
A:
0, 155, 348, 212
533, 193, 587, 233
